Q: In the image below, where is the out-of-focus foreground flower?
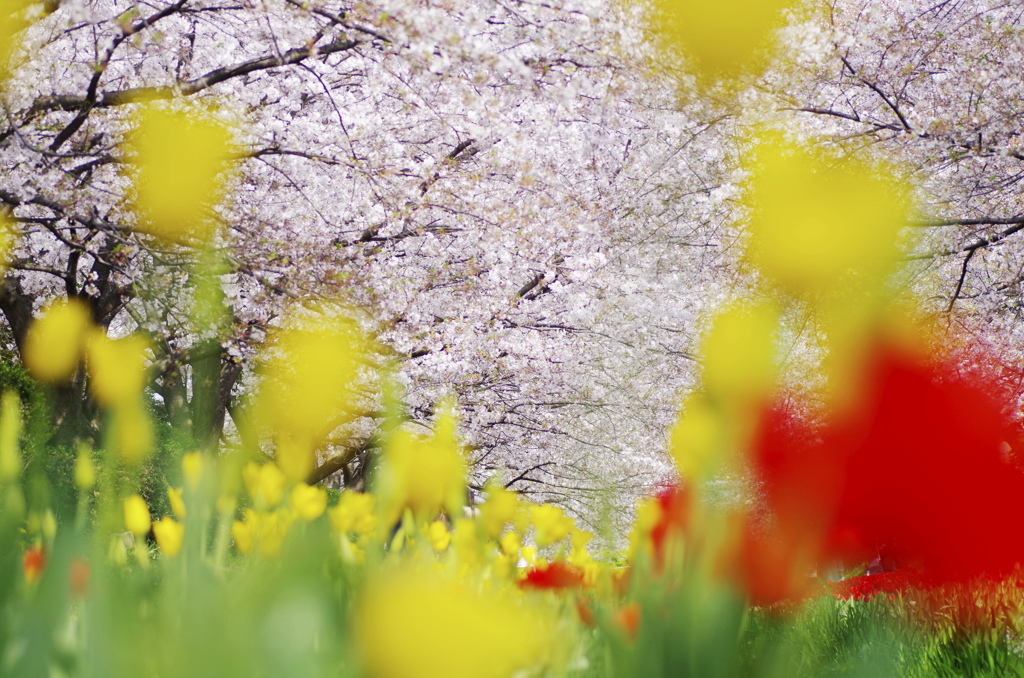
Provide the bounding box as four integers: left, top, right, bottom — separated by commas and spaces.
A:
754, 336, 1024, 581
355, 568, 556, 678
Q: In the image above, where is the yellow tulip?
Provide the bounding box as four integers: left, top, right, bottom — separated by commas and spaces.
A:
428, 520, 452, 552
0, 391, 21, 482
745, 134, 910, 295
167, 486, 186, 519
24, 298, 91, 383
356, 568, 554, 678
128, 105, 233, 245
113, 401, 154, 464
232, 512, 257, 555
181, 452, 204, 489
123, 494, 151, 536
242, 462, 286, 509
478, 483, 519, 540
153, 517, 184, 557
328, 491, 377, 535
290, 483, 328, 521
86, 331, 149, 407
74, 446, 96, 491
531, 504, 572, 547
376, 399, 467, 524
652, 0, 796, 78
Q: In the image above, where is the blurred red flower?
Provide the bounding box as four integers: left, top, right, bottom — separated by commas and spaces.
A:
754, 339, 1024, 581
23, 545, 45, 583
519, 561, 585, 591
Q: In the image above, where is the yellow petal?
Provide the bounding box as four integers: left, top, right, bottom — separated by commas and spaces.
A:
123, 494, 151, 536
653, 0, 795, 77
290, 483, 327, 522
74, 446, 96, 490
153, 517, 184, 557
128, 105, 233, 245
24, 298, 91, 383
428, 520, 451, 552
167, 486, 186, 519
86, 331, 149, 407
356, 568, 554, 678
745, 135, 910, 294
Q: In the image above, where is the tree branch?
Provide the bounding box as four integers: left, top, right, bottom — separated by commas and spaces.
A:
27, 37, 362, 116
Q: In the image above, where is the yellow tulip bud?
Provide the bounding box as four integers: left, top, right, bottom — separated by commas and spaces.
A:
478, 484, 519, 540
428, 520, 451, 552
289, 483, 327, 522
86, 332, 149, 407
24, 298, 91, 383
113, 401, 154, 464
128, 105, 233, 245
123, 494, 151, 536
328, 491, 377, 535
167, 486, 186, 519
254, 314, 368, 480
74, 446, 96, 490
531, 504, 572, 547
181, 452, 204, 489
745, 135, 911, 295
652, 0, 795, 78
0, 391, 21, 482
376, 399, 467, 524
499, 530, 521, 558
232, 510, 258, 555
153, 517, 184, 557
356, 568, 556, 678
242, 462, 285, 509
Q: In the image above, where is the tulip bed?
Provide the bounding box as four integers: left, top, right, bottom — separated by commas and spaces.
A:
7, 291, 1024, 678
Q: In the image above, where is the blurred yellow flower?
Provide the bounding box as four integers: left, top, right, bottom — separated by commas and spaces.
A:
123, 494, 151, 536
570, 526, 593, 551
74, 446, 96, 490
0, 391, 21, 482
128, 105, 233, 245
232, 510, 257, 555
255, 315, 367, 482
41, 510, 57, 541
428, 520, 451, 552
652, 0, 795, 77
181, 452, 204, 489
339, 534, 366, 564
290, 483, 327, 521
86, 331, 149, 407
493, 552, 515, 580
499, 530, 521, 558
628, 498, 663, 560
531, 504, 572, 547
242, 461, 286, 509
376, 399, 467, 524
478, 484, 519, 540
0, 1, 30, 81
113, 401, 154, 464
356, 568, 554, 678
167, 486, 186, 519
452, 517, 481, 573
153, 517, 184, 557
745, 135, 911, 295
328, 491, 377, 535
24, 298, 91, 383
700, 300, 778, 402
258, 509, 292, 557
